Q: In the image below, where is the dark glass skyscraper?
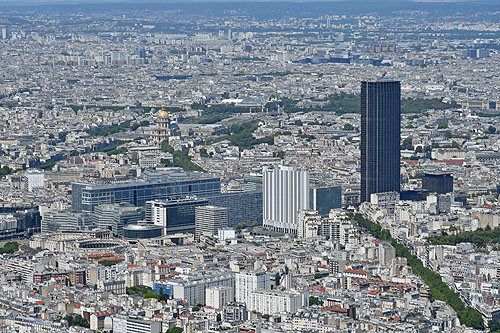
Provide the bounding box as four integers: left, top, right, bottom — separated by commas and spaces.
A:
422, 173, 453, 194
361, 81, 401, 202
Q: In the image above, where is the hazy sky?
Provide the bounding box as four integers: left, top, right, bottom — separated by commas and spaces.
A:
0, 0, 491, 3
0, 0, 496, 8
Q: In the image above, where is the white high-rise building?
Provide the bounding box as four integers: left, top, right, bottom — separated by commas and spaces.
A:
206, 286, 234, 309
248, 290, 307, 315
195, 205, 228, 240
24, 170, 44, 192
263, 165, 309, 233
235, 272, 271, 305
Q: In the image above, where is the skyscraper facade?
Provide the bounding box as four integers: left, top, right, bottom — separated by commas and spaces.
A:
92, 203, 144, 237
205, 191, 262, 228
361, 80, 401, 203
309, 185, 342, 216
148, 198, 209, 235
195, 205, 228, 240
422, 173, 453, 194
263, 165, 309, 233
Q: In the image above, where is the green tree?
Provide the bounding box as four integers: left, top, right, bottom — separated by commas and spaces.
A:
0, 241, 19, 254
343, 123, 354, 131
488, 126, 497, 134
166, 327, 183, 333
99, 259, 123, 266
64, 315, 90, 328
354, 214, 484, 330
126, 285, 155, 297
199, 148, 209, 158
208, 120, 272, 150
309, 296, 324, 306
489, 319, 500, 332
401, 137, 413, 150
438, 122, 448, 129
0, 166, 14, 178
160, 141, 204, 172
158, 287, 169, 302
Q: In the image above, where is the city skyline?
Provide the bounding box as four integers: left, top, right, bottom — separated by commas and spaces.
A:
0, 1, 497, 331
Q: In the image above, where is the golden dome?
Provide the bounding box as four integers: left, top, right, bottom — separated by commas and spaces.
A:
158, 105, 169, 118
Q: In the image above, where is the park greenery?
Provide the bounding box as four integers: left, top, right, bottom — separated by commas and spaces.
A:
86, 119, 148, 137
126, 285, 159, 299
489, 319, 500, 332
64, 314, 90, 328
98, 259, 124, 266
402, 98, 458, 114
184, 103, 255, 124
0, 166, 14, 178
182, 95, 458, 125
0, 241, 19, 254
264, 93, 359, 114
437, 121, 449, 129
35, 141, 127, 170
161, 141, 204, 172
220, 120, 274, 150
264, 94, 457, 115
309, 296, 324, 306
353, 214, 484, 329
428, 226, 500, 248
343, 123, 354, 131
126, 285, 170, 301
401, 137, 414, 150
166, 327, 183, 333
37, 161, 58, 170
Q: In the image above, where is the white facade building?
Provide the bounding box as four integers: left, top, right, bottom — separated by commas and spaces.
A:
169, 273, 234, 306
206, 286, 234, 309
297, 209, 322, 238
218, 228, 236, 241
24, 170, 44, 192
112, 316, 162, 333
235, 272, 271, 305
263, 165, 309, 233
195, 205, 228, 240
248, 290, 308, 315
370, 191, 400, 208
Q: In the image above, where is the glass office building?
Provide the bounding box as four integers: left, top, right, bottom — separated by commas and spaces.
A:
422, 173, 453, 194
148, 198, 209, 235
42, 210, 92, 233
310, 186, 342, 216
361, 80, 401, 202
243, 173, 263, 192
205, 191, 262, 228
72, 177, 221, 212
92, 203, 144, 237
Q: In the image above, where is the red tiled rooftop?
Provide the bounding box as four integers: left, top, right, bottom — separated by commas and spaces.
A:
345, 269, 369, 275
